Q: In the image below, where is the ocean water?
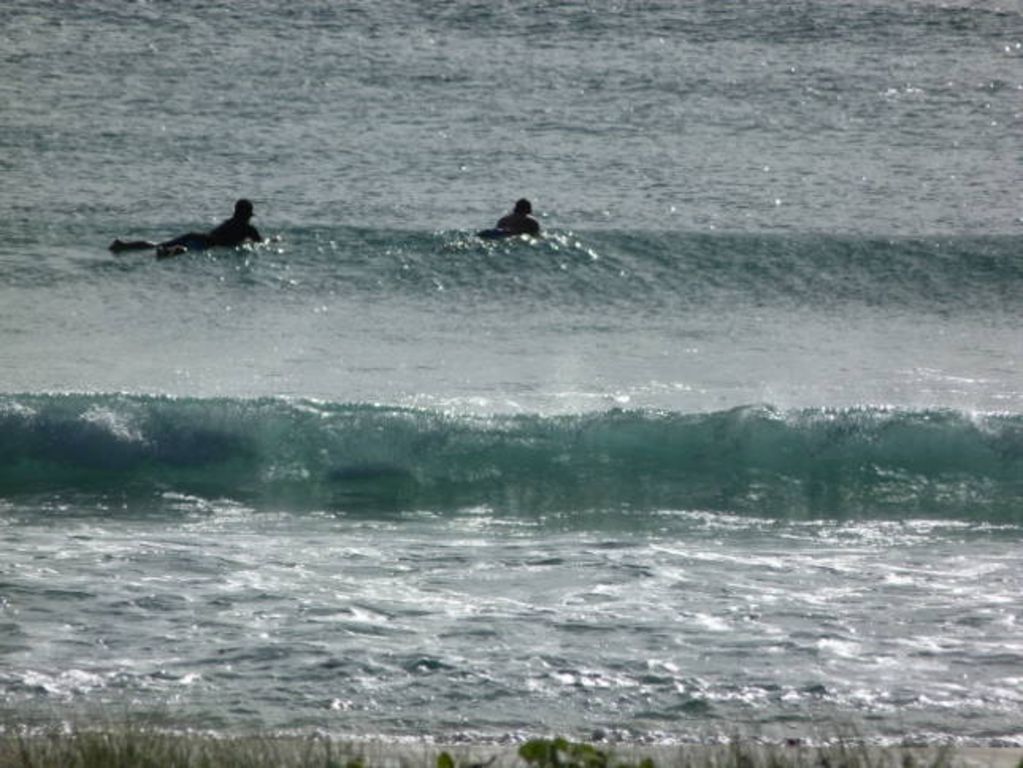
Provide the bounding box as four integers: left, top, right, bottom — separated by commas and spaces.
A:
2, 0, 1023, 747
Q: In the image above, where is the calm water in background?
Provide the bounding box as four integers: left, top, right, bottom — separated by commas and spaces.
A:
1, 0, 1022, 746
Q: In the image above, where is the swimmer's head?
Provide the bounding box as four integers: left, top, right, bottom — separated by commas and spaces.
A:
514, 198, 532, 215
234, 199, 254, 219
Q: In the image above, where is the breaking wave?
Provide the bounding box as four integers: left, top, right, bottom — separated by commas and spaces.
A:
2, 393, 1021, 521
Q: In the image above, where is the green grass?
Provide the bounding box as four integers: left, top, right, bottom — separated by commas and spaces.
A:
0, 730, 1003, 768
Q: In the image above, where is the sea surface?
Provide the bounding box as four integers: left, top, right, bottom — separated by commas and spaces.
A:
2, 0, 1022, 748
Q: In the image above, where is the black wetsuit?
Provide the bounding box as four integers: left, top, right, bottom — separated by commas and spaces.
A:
205, 216, 262, 247
154, 216, 261, 253
495, 212, 540, 237
110, 208, 262, 254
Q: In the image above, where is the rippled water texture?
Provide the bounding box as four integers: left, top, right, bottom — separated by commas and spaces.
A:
2, 1, 1021, 234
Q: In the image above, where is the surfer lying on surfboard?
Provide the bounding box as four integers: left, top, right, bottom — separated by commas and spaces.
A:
109, 199, 263, 258
478, 198, 541, 239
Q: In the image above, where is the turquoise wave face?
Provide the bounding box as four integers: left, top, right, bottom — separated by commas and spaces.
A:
2, 394, 1021, 521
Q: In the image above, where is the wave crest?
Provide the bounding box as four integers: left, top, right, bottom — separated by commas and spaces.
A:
3, 394, 1021, 521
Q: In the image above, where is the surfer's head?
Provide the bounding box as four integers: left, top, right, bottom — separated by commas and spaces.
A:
234, 199, 254, 219
514, 198, 532, 215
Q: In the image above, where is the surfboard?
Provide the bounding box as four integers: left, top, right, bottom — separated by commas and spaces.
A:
477, 228, 513, 240
156, 235, 210, 259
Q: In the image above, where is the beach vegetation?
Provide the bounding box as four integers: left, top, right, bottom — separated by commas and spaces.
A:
0, 729, 982, 768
